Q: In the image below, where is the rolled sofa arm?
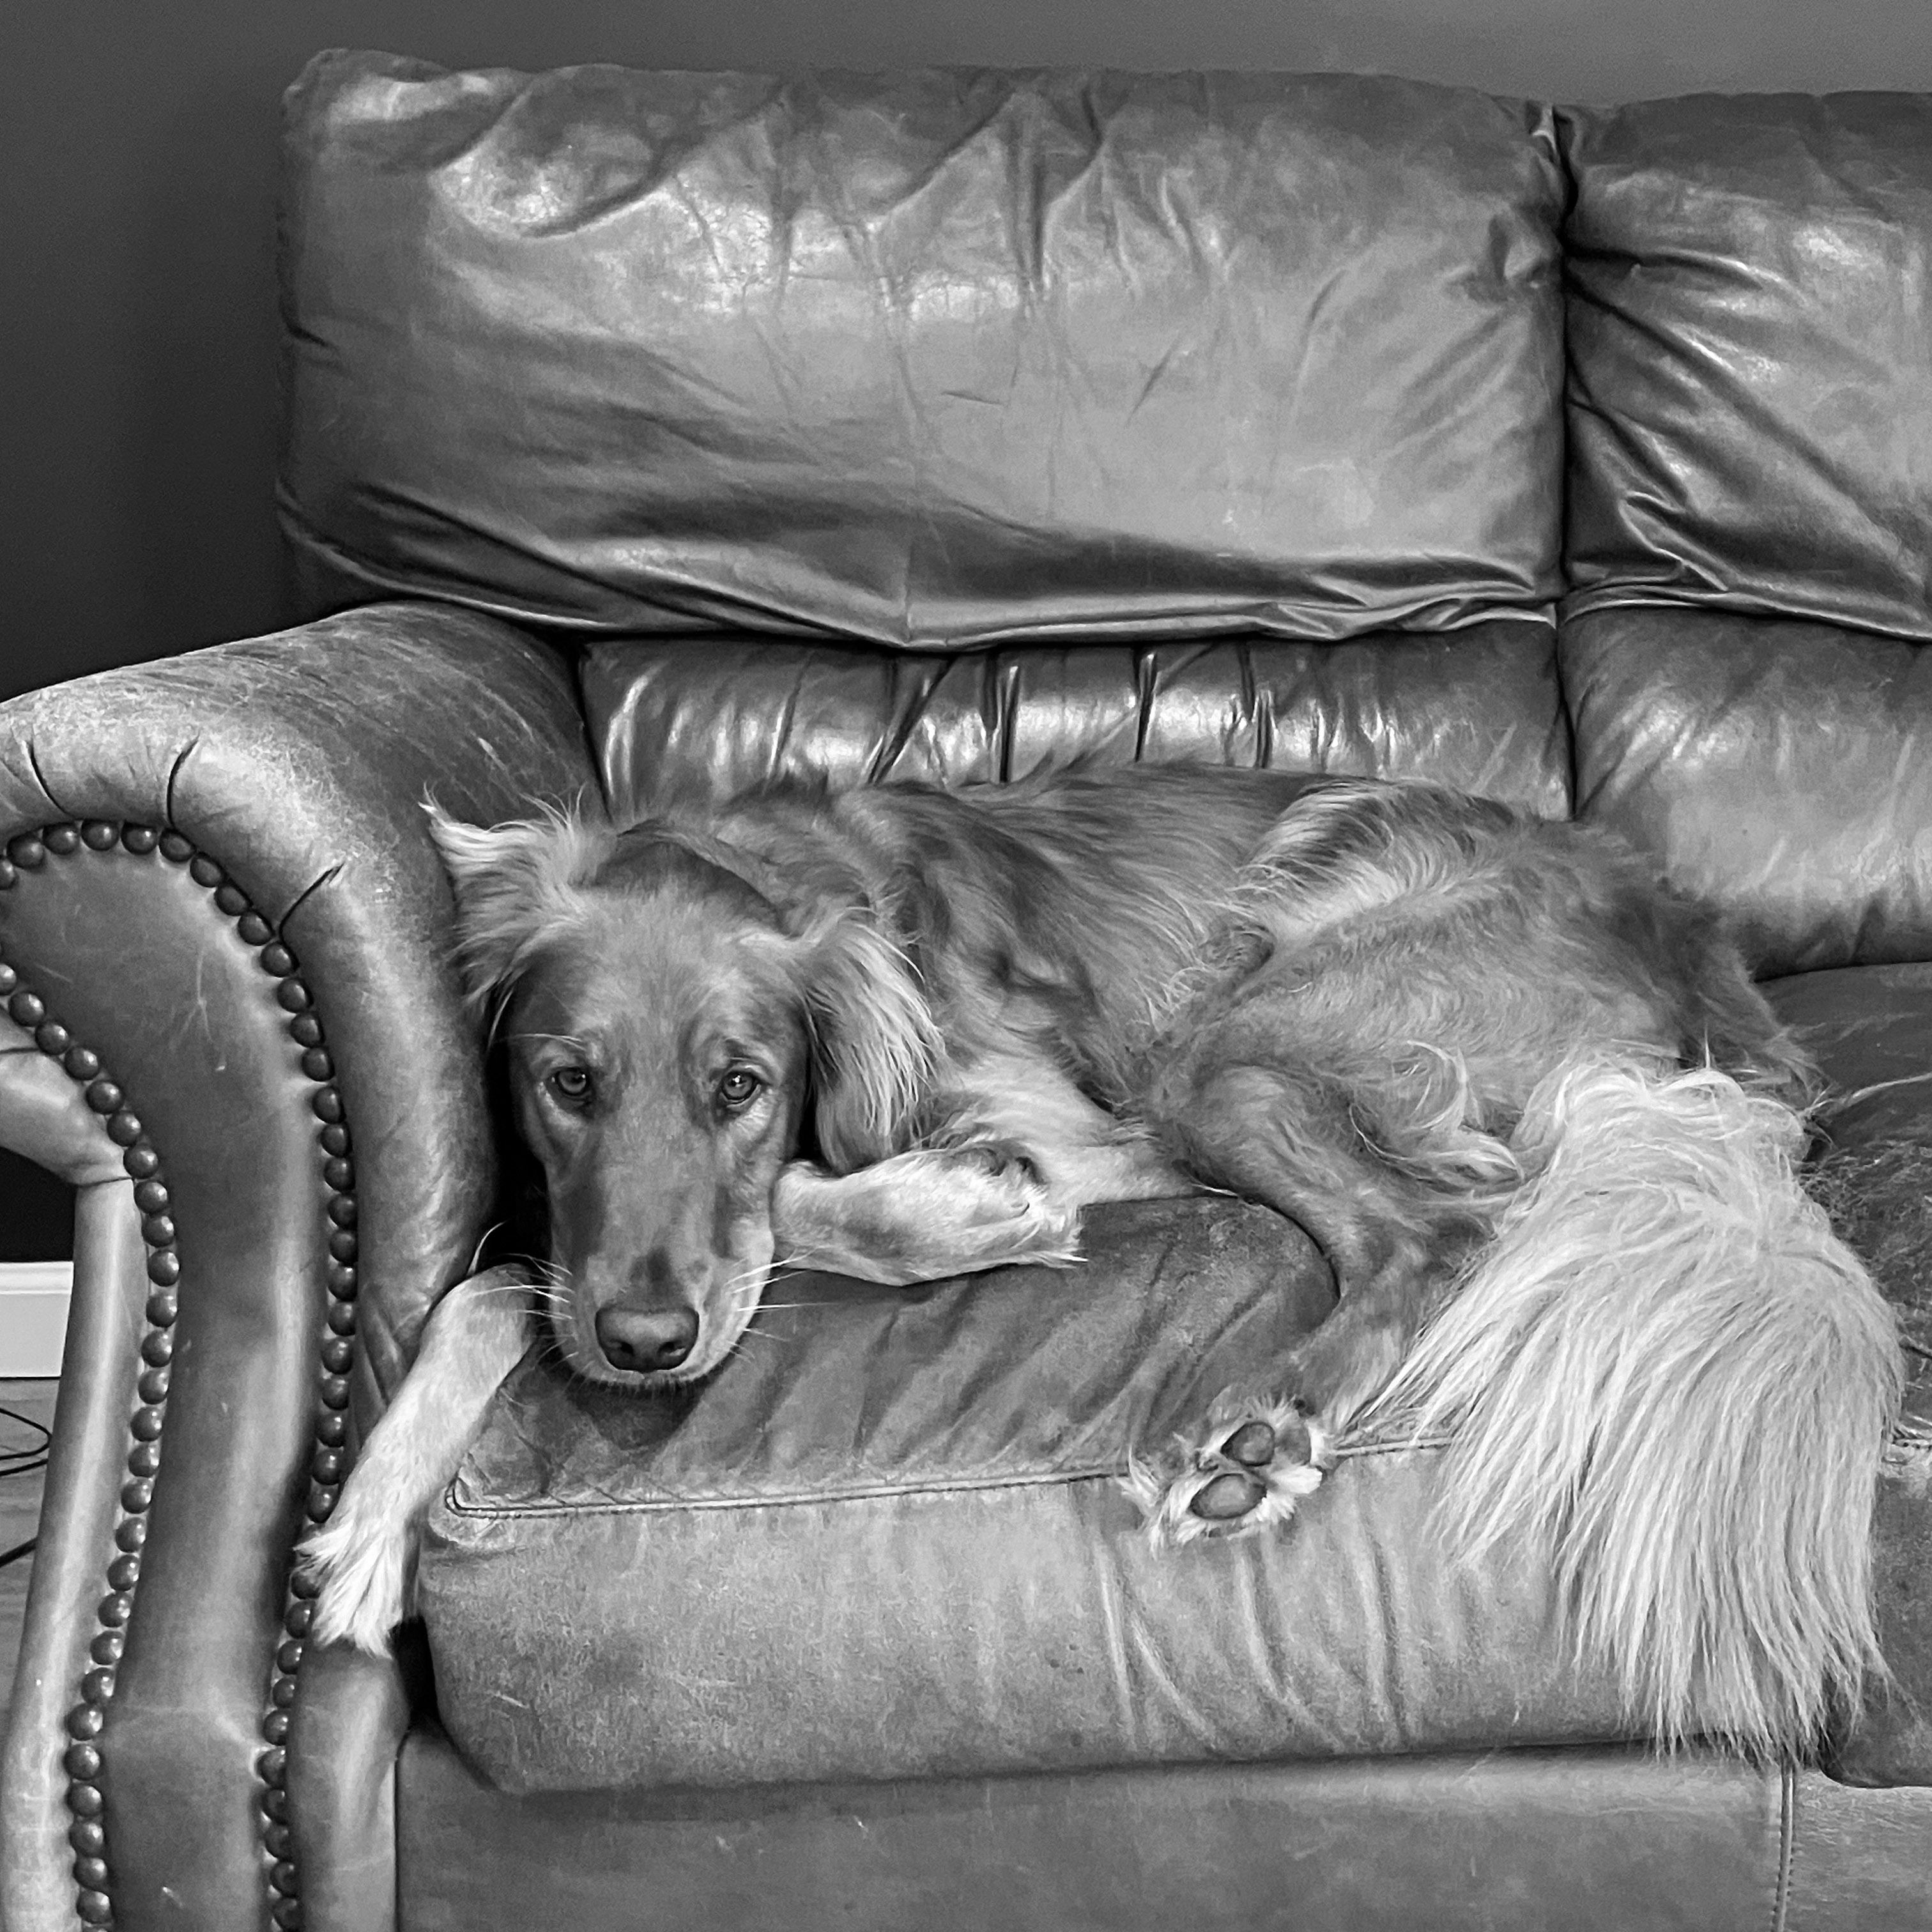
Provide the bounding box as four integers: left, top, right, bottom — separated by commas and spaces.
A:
0, 602, 594, 1931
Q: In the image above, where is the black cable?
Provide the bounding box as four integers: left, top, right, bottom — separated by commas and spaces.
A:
0, 1535, 34, 1570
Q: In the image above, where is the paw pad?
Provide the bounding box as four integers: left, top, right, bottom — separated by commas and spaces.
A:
1123, 1395, 1332, 1547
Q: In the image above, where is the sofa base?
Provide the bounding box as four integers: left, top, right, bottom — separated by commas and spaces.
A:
392, 1726, 1926, 1932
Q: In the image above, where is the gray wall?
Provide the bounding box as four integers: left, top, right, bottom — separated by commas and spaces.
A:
1, 0, 1928, 1256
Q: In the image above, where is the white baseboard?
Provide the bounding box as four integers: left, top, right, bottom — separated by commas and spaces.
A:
0, 1262, 72, 1377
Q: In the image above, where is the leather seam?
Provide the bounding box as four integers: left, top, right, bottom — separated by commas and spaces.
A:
1771, 1758, 1797, 1932
443, 1434, 1459, 1520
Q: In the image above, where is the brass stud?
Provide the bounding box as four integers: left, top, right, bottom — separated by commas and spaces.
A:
257, 1745, 287, 1786
325, 1301, 356, 1337
143, 1289, 177, 1329
121, 825, 159, 855
71, 1852, 109, 1890
318, 1123, 350, 1157
106, 1112, 144, 1147
89, 1631, 123, 1667
158, 832, 193, 863
112, 1519, 145, 1554
75, 1887, 112, 1925
43, 824, 80, 855
65, 1781, 104, 1817
63, 1744, 103, 1782
80, 1667, 116, 1706
80, 821, 119, 851
289, 1013, 324, 1048
214, 884, 249, 916
132, 1179, 169, 1215
139, 1330, 172, 1367
68, 1818, 106, 1854
128, 1407, 162, 1445
105, 1553, 139, 1592
66, 1705, 104, 1740
8, 836, 45, 870
0, 859, 15, 890
319, 1336, 353, 1374
84, 1079, 123, 1115
140, 1215, 175, 1248
261, 943, 296, 977
125, 1441, 160, 1479
144, 1250, 179, 1287
121, 1144, 160, 1179
188, 855, 223, 889
322, 1157, 353, 1192
261, 1707, 289, 1745
325, 1262, 356, 1298
118, 1479, 153, 1515
283, 1600, 313, 1639
34, 1021, 71, 1056
301, 1048, 333, 1082
8, 990, 46, 1027
238, 912, 273, 946
326, 1230, 356, 1264
95, 1594, 131, 1628
315, 1411, 347, 1447
64, 1045, 102, 1082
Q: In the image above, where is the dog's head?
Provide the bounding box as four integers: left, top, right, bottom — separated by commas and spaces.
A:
429, 801, 934, 1388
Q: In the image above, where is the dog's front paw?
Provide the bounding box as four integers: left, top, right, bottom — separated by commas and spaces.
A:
1124, 1393, 1333, 1547
299, 1494, 416, 1655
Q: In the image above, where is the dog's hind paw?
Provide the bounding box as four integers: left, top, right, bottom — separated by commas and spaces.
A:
1123, 1394, 1333, 1548
299, 1499, 415, 1656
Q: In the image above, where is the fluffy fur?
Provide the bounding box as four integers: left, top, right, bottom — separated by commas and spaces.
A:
303, 764, 1902, 1761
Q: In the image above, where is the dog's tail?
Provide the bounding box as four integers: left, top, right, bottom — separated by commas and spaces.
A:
1378, 1054, 1902, 1758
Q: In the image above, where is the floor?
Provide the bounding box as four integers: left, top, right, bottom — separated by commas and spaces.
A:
0, 1377, 57, 1740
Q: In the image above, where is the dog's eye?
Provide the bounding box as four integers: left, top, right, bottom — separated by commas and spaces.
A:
717, 1067, 762, 1112
549, 1066, 594, 1107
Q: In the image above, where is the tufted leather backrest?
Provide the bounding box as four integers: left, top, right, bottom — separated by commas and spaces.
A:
279, 52, 1567, 651
585, 624, 1572, 819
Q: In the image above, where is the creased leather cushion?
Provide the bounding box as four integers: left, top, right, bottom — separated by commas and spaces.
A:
585, 624, 1572, 822
281, 53, 1566, 648
419, 1198, 1641, 1795
1564, 608, 1932, 974
1562, 94, 1932, 640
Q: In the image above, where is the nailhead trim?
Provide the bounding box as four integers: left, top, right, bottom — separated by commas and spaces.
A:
1, 820, 358, 1931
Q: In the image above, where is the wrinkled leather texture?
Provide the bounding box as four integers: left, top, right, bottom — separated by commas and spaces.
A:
1788, 1769, 1932, 1929
585, 620, 1572, 819
418, 1197, 1657, 1795
1564, 609, 1932, 976
280, 52, 1567, 648
0, 602, 594, 1395
1768, 964, 1932, 1788
1563, 95, 1932, 642
397, 1727, 1798, 1932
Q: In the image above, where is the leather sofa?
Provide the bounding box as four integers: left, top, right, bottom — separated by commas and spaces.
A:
3, 50, 1931, 1931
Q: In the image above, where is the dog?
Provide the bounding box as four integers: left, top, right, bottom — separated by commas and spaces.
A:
303, 763, 1901, 1758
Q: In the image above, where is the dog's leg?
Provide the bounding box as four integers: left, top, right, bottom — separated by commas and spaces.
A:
303, 1266, 530, 1653
773, 1148, 1082, 1284
1130, 1047, 1482, 1544
776, 1053, 1194, 1285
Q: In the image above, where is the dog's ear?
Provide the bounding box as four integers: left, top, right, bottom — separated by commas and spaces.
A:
424, 798, 611, 1020
795, 912, 940, 1170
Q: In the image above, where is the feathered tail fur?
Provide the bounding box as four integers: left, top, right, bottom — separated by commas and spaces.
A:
1378, 1054, 1903, 1759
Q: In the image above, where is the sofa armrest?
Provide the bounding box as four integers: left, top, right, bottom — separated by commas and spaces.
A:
0, 603, 592, 1931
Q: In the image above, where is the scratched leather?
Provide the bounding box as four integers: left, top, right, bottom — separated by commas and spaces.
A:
0, 602, 595, 1389
280, 53, 1566, 648
1563, 95, 1932, 641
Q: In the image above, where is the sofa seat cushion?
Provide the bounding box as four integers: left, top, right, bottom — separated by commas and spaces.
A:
419, 1195, 1646, 1795
1768, 964, 1932, 1787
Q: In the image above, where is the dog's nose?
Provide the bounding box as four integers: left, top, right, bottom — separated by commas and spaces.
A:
594, 1304, 700, 1374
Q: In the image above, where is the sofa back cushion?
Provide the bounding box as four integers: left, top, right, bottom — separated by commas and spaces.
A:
1560, 96, 1932, 969
583, 621, 1573, 821
1562, 94, 1932, 640
279, 52, 1567, 649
